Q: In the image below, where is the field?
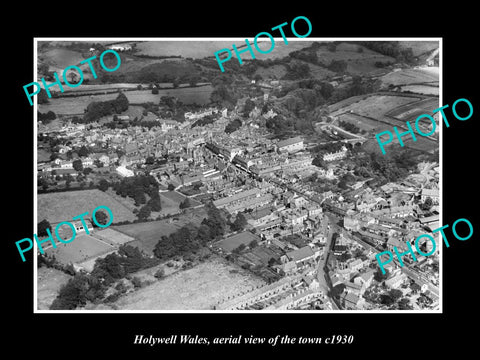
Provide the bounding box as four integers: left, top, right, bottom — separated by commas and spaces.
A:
38, 85, 214, 115
39, 48, 87, 73
399, 85, 439, 95
329, 93, 439, 154
44, 232, 116, 265
113, 207, 207, 255
92, 256, 266, 310
37, 189, 136, 224
397, 41, 439, 56
381, 67, 439, 86
214, 231, 260, 253
37, 267, 73, 310
136, 41, 240, 58
330, 94, 421, 120
315, 42, 396, 75
386, 97, 439, 121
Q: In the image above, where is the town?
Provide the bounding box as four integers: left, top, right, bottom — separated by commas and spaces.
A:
35, 39, 440, 311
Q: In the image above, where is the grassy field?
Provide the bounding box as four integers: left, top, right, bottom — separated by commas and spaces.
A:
315, 42, 396, 75
39, 48, 86, 73
386, 97, 439, 120
400, 85, 439, 96
113, 207, 208, 255
92, 256, 266, 310
398, 41, 439, 56
214, 231, 260, 253
37, 189, 136, 224
381, 67, 439, 86
45, 232, 116, 264
136, 41, 239, 58
38, 85, 214, 115
37, 267, 73, 310
330, 94, 421, 119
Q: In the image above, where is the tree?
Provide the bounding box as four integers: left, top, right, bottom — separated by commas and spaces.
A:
131, 276, 142, 288
374, 267, 389, 282
168, 183, 176, 191
38, 219, 52, 237
72, 159, 83, 172
83, 167, 93, 175
421, 197, 433, 211
78, 145, 89, 157
94, 210, 108, 226
179, 198, 191, 209
330, 283, 346, 298
50, 274, 90, 310
231, 212, 247, 232
152, 87, 159, 94
98, 179, 109, 191
249, 239, 258, 248
233, 243, 246, 253
145, 156, 155, 165
154, 268, 165, 279
137, 205, 151, 220
389, 289, 403, 302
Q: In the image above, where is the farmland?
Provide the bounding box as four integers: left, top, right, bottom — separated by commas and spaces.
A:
380, 67, 439, 86
328, 93, 439, 154
45, 232, 116, 265
136, 40, 240, 58
397, 41, 439, 56
315, 42, 396, 75
37, 267, 72, 310
399, 84, 439, 96
330, 94, 422, 120
113, 207, 208, 255
38, 85, 214, 115
37, 189, 136, 224
94, 256, 266, 310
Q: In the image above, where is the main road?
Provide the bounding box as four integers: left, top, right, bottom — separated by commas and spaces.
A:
315, 212, 341, 310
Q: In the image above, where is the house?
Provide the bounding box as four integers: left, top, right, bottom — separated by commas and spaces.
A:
385, 273, 407, 289
116, 166, 134, 177
277, 137, 304, 153
342, 292, 362, 310
323, 146, 347, 162
353, 269, 375, 289
331, 274, 343, 287
73, 219, 94, 234
421, 188, 439, 204
344, 281, 363, 296
282, 246, 316, 264
348, 258, 365, 272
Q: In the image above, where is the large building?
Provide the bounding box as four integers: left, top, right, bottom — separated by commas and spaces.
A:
277, 137, 304, 153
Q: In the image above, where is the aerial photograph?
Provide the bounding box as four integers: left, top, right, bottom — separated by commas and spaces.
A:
34, 38, 440, 311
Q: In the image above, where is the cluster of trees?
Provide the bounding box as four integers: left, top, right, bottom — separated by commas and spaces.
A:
338, 120, 361, 134
328, 60, 348, 74
358, 41, 415, 64
191, 115, 216, 128
153, 204, 226, 261
282, 61, 311, 80
50, 245, 160, 310
225, 118, 242, 134
328, 76, 381, 104
82, 92, 129, 123
229, 212, 247, 232
374, 61, 395, 68
38, 110, 56, 124
289, 48, 318, 64
210, 84, 237, 108
112, 175, 161, 219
